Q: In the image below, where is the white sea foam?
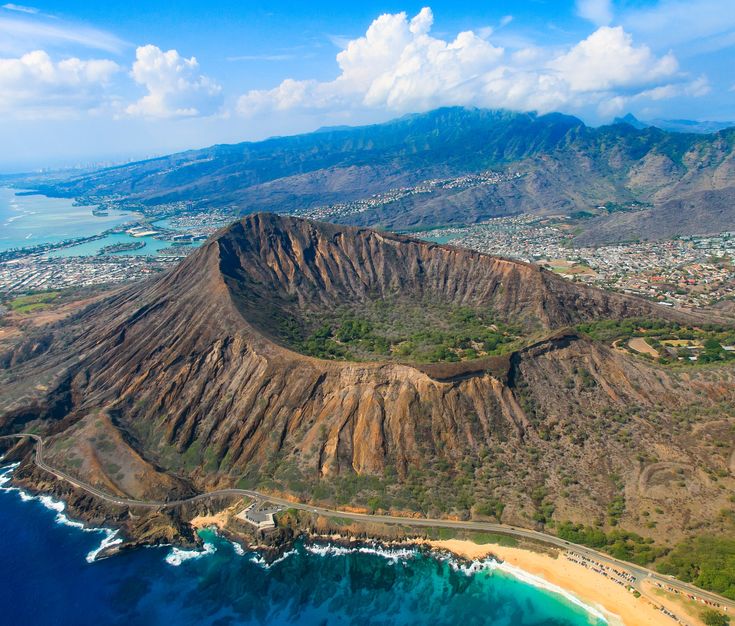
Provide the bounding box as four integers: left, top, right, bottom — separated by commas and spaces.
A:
494, 559, 608, 622
86, 530, 123, 563
165, 542, 216, 566
305, 543, 416, 563
0, 463, 19, 477
0, 462, 123, 563
249, 548, 298, 569
438, 554, 607, 623
303, 541, 604, 620
231, 541, 245, 556
38, 495, 65, 513
0, 464, 25, 496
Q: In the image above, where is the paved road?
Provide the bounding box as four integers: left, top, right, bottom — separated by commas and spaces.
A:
2, 432, 733, 614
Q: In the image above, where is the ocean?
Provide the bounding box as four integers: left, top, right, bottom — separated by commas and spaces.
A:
0, 188, 140, 253
0, 463, 606, 626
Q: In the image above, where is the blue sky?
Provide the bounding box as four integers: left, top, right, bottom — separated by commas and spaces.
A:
1, 0, 733, 171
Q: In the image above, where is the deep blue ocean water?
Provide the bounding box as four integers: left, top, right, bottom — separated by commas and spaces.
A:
0, 464, 606, 626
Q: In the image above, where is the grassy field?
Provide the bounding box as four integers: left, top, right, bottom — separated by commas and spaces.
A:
6, 291, 61, 313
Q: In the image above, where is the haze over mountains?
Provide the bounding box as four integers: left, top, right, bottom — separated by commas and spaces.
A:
37, 107, 735, 245
2, 215, 734, 546
614, 113, 735, 135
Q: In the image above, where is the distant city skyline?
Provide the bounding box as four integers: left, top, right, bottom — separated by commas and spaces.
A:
1, 0, 734, 171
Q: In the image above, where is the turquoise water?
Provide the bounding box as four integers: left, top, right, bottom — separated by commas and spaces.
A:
0, 463, 606, 626
0, 187, 139, 252
48, 232, 183, 257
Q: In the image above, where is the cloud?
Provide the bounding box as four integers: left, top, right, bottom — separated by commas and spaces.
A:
2, 3, 39, 14
597, 74, 711, 116
237, 8, 684, 119
623, 0, 735, 51
0, 49, 119, 118
576, 0, 613, 27
126, 45, 222, 118
549, 27, 678, 92
240, 8, 504, 115
499, 15, 513, 28
0, 15, 127, 55
327, 34, 352, 50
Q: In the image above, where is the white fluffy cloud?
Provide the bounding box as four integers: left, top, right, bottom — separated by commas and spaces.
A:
0, 49, 119, 117
0, 44, 223, 120
126, 45, 222, 118
549, 27, 678, 92
237, 8, 687, 119
239, 8, 504, 115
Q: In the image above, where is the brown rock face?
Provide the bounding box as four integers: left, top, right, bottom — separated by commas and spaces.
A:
1, 214, 733, 541
217, 214, 666, 336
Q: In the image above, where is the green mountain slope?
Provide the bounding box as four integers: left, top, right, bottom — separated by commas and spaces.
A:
36, 107, 735, 243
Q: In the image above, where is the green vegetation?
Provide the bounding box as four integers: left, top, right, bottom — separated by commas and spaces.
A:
556, 522, 666, 565
240, 442, 512, 520
1, 285, 112, 317
467, 532, 517, 547
474, 498, 505, 520
6, 291, 61, 313
702, 609, 730, 626
424, 527, 518, 547
657, 537, 735, 600
577, 318, 735, 365
607, 495, 626, 526
280, 299, 523, 363
600, 200, 650, 214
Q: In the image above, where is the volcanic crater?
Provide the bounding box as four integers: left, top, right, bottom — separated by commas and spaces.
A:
1, 213, 734, 544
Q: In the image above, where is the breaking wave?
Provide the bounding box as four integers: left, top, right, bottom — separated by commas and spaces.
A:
165, 542, 217, 566
0, 463, 122, 563
305, 542, 417, 563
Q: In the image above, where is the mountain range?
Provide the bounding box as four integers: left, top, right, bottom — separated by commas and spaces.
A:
614, 113, 735, 135
35, 107, 735, 245
2, 214, 733, 549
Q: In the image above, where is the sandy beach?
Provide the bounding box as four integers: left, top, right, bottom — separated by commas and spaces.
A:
426, 539, 699, 626
190, 510, 231, 530
187, 506, 709, 626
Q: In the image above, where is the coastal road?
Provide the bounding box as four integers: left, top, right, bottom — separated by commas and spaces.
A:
2, 432, 733, 614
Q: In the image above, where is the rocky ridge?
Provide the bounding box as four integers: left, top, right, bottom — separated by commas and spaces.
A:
1, 214, 733, 548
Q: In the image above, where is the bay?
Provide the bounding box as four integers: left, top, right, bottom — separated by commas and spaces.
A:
0, 464, 606, 626
0, 187, 139, 253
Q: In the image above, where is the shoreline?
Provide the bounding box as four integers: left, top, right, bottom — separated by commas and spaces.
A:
0, 459, 713, 625
425, 538, 702, 626
189, 504, 685, 626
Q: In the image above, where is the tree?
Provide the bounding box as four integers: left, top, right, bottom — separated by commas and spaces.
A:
701, 609, 729, 626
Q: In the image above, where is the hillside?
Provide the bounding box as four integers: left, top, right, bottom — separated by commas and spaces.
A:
1, 214, 734, 554
35, 107, 735, 243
